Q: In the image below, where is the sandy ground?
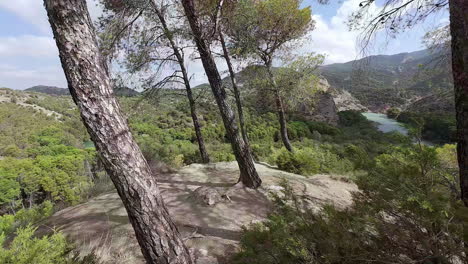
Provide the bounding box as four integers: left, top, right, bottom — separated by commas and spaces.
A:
38, 162, 358, 264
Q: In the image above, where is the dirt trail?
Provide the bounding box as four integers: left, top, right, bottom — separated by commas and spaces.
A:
39, 162, 358, 264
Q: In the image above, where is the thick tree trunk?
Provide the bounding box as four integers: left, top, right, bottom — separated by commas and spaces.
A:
181, 0, 261, 188
266, 65, 294, 152
219, 32, 250, 145
449, 0, 468, 207
152, 2, 210, 164
44, 1, 193, 263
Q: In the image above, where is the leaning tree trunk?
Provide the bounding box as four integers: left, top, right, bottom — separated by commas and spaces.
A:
152, 2, 210, 163
44, 1, 193, 263
449, 0, 468, 207
181, 0, 261, 188
219, 32, 250, 146
266, 65, 294, 152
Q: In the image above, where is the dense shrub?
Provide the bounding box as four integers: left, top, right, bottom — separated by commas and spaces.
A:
306, 121, 341, 136
338, 110, 368, 127
386, 107, 401, 118
234, 145, 466, 264
272, 147, 353, 175
343, 144, 373, 170
397, 111, 456, 143
287, 121, 312, 140
0, 226, 69, 264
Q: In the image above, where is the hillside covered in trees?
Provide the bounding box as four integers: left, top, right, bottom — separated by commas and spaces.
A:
1, 0, 468, 264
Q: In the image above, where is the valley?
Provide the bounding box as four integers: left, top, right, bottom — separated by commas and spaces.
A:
0, 0, 464, 262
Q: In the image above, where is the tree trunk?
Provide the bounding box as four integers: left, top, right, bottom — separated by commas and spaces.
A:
266, 65, 294, 152
44, 1, 193, 263
219, 32, 250, 146
152, 2, 210, 164
449, 0, 468, 207
181, 0, 261, 188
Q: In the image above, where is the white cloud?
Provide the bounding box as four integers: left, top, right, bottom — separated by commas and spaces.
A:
300, 0, 381, 64
0, 64, 66, 90
0, 35, 58, 57
0, 0, 102, 34
0, 0, 50, 34
0, 0, 103, 89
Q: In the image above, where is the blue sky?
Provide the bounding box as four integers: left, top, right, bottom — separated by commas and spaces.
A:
0, 0, 449, 90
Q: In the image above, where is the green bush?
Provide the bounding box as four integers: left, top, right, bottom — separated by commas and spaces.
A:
306, 121, 341, 136
386, 107, 401, 118
0, 215, 14, 235
338, 110, 368, 127
397, 111, 456, 143
15, 201, 54, 227
0, 226, 70, 264
287, 121, 311, 140
234, 145, 466, 263
275, 148, 319, 175
343, 144, 372, 170
273, 147, 353, 175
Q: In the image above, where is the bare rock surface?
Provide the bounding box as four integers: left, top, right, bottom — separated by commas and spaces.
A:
38, 162, 358, 264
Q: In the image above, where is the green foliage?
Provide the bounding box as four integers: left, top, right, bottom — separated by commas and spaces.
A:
343, 144, 372, 170
287, 121, 312, 140
0, 100, 95, 211
234, 144, 465, 264
397, 111, 456, 143
272, 146, 353, 175
0, 151, 90, 207
0, 215, 15, 236
287, 121, 342, 141
15, 201, 54, 227
306, 121, 341, 136
0, 201, 55, 239
226, 0, 312, 58
338, 110, 368, 127
386, 107, 401, 118
0, 226, 70, 264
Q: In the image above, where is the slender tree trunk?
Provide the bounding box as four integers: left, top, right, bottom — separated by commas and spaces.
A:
219, 32, 250, 145
44, 1, 193, 263
152, 2, 210, 163
266, 65, 294, 152
449, 0, 468, 207
181, 0, 261, 188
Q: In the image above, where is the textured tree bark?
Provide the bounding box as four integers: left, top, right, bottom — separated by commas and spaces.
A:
151, 1, 210, 164
449, 0, 468, 207
181, 0, 261, 188
44, 1, 193, 263
266, 65, 294, 152
219, 32, 250, 145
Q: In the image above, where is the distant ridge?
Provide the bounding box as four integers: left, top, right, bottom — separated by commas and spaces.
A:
25, 85, 140, 97
320, 48, 452, 112
26, 85, 70, 96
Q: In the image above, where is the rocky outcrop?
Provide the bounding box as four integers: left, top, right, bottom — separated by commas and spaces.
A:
296, 78, 367, 125
300, 91, 339, 125
331, 88, 368, 112
38, 162, 358, 264
294, 78, 338, 125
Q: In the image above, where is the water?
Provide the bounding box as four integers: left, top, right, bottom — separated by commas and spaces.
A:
83, 141, 95, 148
362, 112, 409, 135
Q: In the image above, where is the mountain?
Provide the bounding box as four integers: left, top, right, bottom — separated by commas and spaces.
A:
25, 85, 70, 96
320, 49, 453, 112
194, 65, 367, 125
25, 85, 140, 97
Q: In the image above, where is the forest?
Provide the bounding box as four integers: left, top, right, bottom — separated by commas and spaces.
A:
0, 0, 467, 263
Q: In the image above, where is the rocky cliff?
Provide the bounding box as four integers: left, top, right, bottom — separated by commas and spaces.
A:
297, 78, 367, 125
